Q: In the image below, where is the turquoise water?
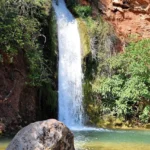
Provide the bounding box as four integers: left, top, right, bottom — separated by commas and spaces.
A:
74, 129, 150, 150
1, 129, 150, 150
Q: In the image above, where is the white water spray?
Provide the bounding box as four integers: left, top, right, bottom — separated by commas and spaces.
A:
52, 0, 84, 127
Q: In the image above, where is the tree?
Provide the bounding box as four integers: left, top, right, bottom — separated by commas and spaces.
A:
96, 39, 150, 122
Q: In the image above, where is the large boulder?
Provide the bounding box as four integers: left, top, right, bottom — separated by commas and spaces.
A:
6, 119, 75, 150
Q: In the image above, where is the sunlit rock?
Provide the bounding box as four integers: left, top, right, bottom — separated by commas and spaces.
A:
84, 0, 150, 40
6, 119, 75, 150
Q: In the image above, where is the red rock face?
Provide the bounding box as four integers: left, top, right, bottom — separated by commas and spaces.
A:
73, 0, 150, 41
79, 0, 90, 5
0, 52, 37, 132
96, 0, 150, 41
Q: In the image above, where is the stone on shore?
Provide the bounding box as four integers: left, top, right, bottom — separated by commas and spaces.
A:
6, 119, 75, 150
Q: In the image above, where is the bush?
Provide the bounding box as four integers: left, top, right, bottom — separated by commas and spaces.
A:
0, 0, 52, 86
94, 39, 150, 122
73, 5, 92, 18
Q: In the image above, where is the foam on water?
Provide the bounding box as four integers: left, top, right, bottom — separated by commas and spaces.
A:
70, 126, 111, 132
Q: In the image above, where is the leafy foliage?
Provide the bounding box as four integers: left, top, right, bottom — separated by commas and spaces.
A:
77, 5, 150, 124
0, 0, 52, 86
81, 15, 118, 124
93, 39, 150, 123
73, 5, 92, 18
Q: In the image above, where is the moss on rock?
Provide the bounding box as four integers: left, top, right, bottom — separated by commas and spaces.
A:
77, 18, 91, 58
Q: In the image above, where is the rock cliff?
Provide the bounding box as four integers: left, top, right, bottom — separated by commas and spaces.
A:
75, 0, 150, 40
0, 52, 37, 132
92, 0, 150, 40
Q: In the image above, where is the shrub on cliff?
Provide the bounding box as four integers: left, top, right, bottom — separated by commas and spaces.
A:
73, 5, 92, 18
0, 0, 52, 86
81, 15, 117, 124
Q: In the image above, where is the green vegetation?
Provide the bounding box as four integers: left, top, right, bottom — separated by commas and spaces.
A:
71, 3, 150, 127
73, 8, 117, 125
39, 8, 58, 119
87, 38, 150, 127
1, 0, 150, 128
73, 5, 92, 18
95, 39, 150, 124
0, 0, 52, 86
0, 0, 58, 121
77, 18, 90, 58
82, 16, 118, 126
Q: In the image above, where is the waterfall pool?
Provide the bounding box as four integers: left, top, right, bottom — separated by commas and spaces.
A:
73, 129, 150, 150
1, 129, 150, 150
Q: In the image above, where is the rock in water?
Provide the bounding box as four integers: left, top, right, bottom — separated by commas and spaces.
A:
6, 119, 75, 150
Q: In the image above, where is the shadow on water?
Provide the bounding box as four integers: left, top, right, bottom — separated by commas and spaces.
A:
0, 136, 12, 150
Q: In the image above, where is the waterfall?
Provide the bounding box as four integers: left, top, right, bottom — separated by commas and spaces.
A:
52, 0, 84, 127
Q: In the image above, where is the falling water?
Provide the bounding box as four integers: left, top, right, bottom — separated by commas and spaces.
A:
52, 0, 84, 127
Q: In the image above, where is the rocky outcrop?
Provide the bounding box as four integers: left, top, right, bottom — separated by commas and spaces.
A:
93, 0, 150, 40
0, 52, 37, 132
69, 0, 150, 40
6, 119, 75, 150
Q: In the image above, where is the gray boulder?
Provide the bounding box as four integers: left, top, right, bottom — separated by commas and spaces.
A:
7, 119, 75, 150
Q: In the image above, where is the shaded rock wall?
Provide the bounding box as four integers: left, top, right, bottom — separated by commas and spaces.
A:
0, 6, 58, 133
0, 51, 37, 132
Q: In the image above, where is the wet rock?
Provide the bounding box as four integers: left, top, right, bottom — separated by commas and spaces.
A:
145, 123, 150, 129
114, 119, 123, 127
6, 119, 75, 150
